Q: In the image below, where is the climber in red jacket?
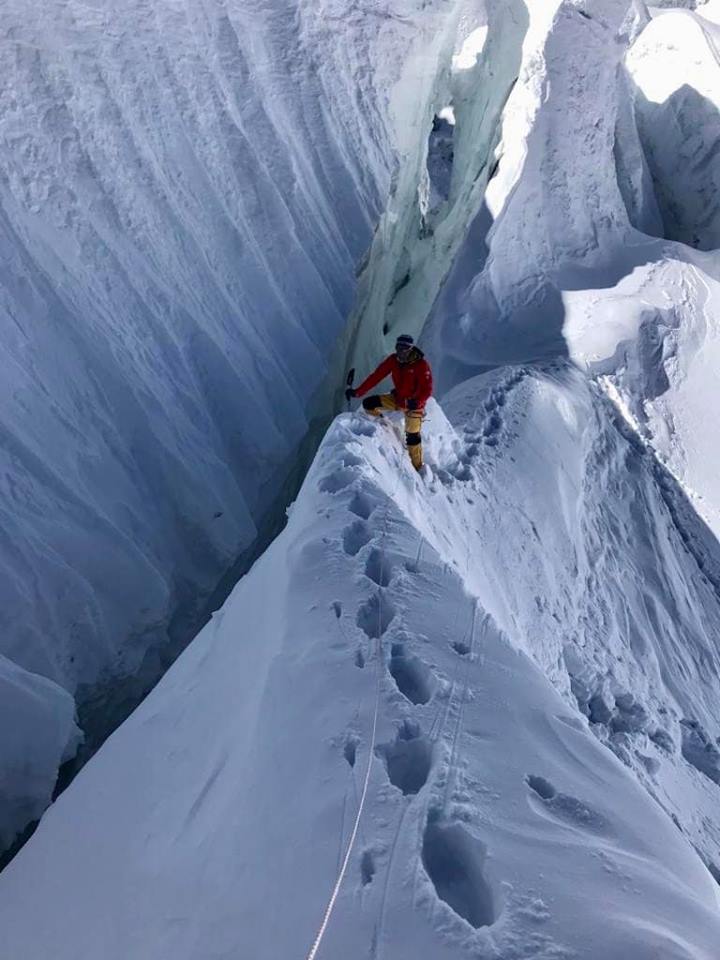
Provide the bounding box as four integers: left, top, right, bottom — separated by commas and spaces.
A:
346, 334, 433, 471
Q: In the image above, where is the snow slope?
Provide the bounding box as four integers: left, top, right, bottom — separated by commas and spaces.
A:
0, 0, 467, 846
2, 376, 720, 958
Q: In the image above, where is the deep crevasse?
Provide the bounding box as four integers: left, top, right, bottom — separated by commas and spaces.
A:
0, 0, 486, 847
0, 0, 394, 693
2, 0, 720, 953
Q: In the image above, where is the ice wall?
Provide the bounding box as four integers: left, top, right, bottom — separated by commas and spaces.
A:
424, 0, 644, 382
0, 656, 80, 853
344, 0, 532, 384
0, 0, 464, 847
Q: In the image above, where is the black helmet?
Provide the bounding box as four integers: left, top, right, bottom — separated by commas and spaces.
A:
395, 334, 414, 357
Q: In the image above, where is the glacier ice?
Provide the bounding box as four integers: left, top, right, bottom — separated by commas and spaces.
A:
0, 0, 463, 844
0, 655, 80, 853
2, 0, 720, 956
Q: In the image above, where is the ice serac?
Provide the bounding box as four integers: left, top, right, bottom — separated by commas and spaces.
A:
0, 656, 80, 852
628, 9, 720, 250
425, 0, 720, 537
426, 0, 643, 380
2, 380, 720, 958
0, 0, 459, 844
346, 0, 532, 382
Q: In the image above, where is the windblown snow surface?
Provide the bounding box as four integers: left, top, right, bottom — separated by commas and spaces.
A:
2, 0, 720, 956
3, 386, 720, 959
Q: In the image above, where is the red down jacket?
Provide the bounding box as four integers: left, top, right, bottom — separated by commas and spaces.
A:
355, 347, 433, 408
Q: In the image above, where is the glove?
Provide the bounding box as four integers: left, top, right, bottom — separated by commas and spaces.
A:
406, 398, 419, 411
345, 387, 356, 402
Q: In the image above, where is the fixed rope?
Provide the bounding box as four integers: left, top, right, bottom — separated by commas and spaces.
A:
305, 427, 400, 960
305, 643, 382, 960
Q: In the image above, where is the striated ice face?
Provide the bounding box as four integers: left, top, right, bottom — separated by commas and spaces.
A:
0, 0, 456, 849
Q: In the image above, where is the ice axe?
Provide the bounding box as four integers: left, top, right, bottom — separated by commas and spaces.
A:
345, 367, 355, 410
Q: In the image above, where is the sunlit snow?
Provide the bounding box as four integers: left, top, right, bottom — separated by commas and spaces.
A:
451, 26, 489, 71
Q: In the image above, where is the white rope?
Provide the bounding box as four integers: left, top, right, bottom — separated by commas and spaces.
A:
305, 648, 382, 960
305, 434, 399, 960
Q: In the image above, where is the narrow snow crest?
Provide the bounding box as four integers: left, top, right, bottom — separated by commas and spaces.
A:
3, 375, 720, 958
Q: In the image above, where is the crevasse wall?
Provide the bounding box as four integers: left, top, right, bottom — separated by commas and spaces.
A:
0, 0, 465, 849
344, 0, 531, 385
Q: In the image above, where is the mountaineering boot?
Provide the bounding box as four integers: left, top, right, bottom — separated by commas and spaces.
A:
407, 435, 423, 471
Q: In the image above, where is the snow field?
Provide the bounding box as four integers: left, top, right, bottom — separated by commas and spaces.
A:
2, 373, 720, 957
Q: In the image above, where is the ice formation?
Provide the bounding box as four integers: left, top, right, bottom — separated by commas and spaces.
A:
2, 1, 720, 957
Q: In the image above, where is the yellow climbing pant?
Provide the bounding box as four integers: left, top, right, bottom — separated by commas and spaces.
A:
363, 393, 424, 470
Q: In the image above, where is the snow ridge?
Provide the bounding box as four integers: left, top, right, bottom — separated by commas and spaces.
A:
2, 374, 720, 958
